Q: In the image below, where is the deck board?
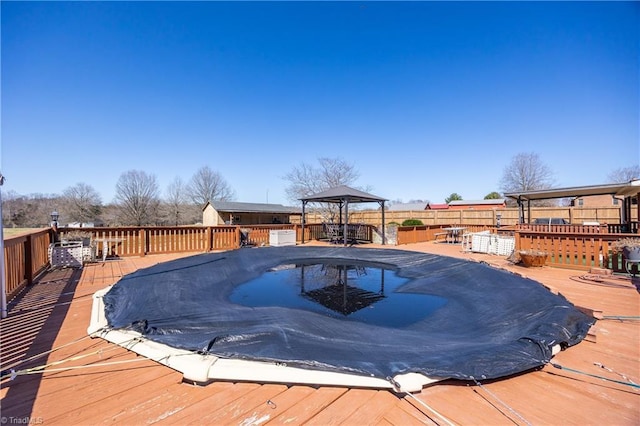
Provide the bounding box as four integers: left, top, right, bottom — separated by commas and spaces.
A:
1, 245, 638, 425
267, 386, 349, 424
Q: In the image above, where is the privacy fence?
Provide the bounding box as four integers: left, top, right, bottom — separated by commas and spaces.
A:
295, 206, 635, 227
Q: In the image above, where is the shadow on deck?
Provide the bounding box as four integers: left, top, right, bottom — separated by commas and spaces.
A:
1, 267, 82, 418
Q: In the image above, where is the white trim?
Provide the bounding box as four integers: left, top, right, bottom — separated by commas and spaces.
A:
88, 287, 441, 392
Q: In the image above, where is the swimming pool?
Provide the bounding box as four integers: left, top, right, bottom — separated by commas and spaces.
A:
90, 246, 594, 391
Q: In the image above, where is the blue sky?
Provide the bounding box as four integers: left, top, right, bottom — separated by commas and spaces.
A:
2, 1, 638, 206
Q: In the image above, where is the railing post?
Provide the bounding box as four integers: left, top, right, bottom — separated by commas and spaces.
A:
139, 229, 146, 257
25, 234, 34, 285
205, 227, 212, 252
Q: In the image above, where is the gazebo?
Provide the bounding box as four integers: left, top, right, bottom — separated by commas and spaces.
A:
300, 185, 388, 246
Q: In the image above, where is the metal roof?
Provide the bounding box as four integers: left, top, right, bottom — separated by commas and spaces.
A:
426, 203, 449, 210
210, 201, 301, 214
387, 202, 427, 211
300, 185, 387, 204
504, 180, 640, 201
448, 199, 506, 206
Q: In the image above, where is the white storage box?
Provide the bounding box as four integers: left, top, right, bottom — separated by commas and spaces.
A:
269, 230, 296, 247
495, 235, 515, 256
471, 232, 492, 254
469, 232, 515, 256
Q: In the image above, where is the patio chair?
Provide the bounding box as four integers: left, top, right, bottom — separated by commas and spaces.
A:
324, 224, 342, 244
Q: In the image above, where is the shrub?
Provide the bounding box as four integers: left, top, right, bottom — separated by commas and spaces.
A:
401, 219, 424, 226
611, 237, 640, 253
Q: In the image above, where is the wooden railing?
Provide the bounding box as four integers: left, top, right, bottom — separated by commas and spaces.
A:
516, 224, 608, 234
3, 229, 51, 300
59, 223, 374, 257
607, 221, 638, 234
395, 223, 638, 273
514, 230, 635, 273
396, 224, 496, 245
516, 222, 638, 235
62, 226, 243, 257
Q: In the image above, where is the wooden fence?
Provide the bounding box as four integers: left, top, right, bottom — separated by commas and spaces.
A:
3, 222, 638, 304
296, 206, 636, 228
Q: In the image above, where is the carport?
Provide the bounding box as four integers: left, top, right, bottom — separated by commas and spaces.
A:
505, 179, 640, 233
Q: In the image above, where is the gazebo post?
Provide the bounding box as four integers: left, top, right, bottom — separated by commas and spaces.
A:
636, 190, 640, 234
381, 201, 386, 245
343, 198, 349, 247
517, 197, 524, 224
301, 201, 306, 244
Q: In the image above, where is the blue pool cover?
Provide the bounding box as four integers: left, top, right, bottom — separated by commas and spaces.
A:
103, 246, 594, 381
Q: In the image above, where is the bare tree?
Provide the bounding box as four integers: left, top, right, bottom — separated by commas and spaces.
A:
164, 177, 199, 225
1, 191, 60, 227
500, 152, 555, 207
499, 152, 554, 193
188, 166, 235, 207
61, 183, 102, 225
284, 157, 363, 221
284, 157, 360, 202
114, 170, 160, 226
607, 165, 640, 183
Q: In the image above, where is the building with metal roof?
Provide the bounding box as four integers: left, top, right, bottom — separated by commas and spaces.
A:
202, 201, 302, 225
387, 202, 428, 211
447, 199, 506, 210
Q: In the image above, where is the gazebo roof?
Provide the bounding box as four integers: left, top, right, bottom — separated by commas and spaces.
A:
300, 185, 387, 204
302, 284, 386, 315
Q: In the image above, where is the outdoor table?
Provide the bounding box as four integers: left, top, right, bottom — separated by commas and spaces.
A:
96, 237, 125, 261
442, 227, 466, 244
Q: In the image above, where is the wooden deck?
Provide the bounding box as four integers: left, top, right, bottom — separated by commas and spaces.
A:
1, 243, 638, 425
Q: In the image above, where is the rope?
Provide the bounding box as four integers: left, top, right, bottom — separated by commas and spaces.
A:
2, 334, 150, 381
551, 363, 640, 389
9, 358, 149, 379
471, 377, 532, 426
402, 391, 457, 426
0, 334, 93, 376
601, 315, 640, 321
9, 346, 119, 377
593, 362, 637, 385
569, 274, 637, 289
388, 377, 456, 426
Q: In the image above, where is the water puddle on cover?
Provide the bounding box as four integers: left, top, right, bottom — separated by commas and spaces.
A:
230, 262, 447, 328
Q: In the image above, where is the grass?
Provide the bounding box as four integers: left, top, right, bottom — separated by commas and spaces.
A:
3, 228, 46, 238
